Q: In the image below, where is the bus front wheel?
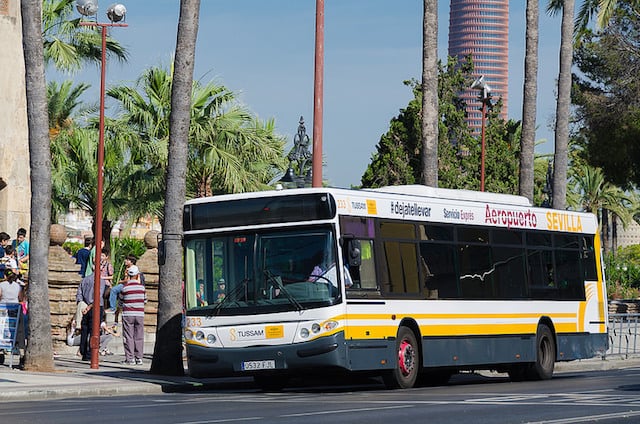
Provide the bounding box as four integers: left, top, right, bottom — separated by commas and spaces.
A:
382, 326, 420, 389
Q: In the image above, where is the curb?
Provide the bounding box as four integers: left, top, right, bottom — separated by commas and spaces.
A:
0, 383, 166, 402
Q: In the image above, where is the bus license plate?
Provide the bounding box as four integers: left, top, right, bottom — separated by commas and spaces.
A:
242, 360, 276, 371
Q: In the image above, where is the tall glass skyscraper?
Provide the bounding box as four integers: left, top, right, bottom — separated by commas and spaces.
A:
448, 0, 509, 133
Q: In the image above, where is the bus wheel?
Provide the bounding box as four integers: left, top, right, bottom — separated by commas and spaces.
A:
254, 374, 289, 392
527, 324, 555, 380
382, 326, 420, 389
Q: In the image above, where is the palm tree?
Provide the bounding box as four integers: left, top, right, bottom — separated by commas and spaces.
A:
47, 80, 92, 220
52, 126, 146, 242
47, 80, 90, 139
575, 0, 630, 35
519, 0, 539, 202
548, 0, 576, 210
151, 0, 201, 376
42, 0, 127, 72
421, 0, 438, 187
107, 64, 286, 206
21, 0, 55, 371
567, 164, 631, 254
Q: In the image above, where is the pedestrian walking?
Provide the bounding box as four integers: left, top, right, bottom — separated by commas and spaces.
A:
120, 265, 145, 365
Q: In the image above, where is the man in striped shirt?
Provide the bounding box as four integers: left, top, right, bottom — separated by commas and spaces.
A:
120, 265, 145, 365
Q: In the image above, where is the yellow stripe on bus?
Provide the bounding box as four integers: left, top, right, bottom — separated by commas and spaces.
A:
594, 233, 607, 333
344, 312, 577, 320
344, 322, 578, 339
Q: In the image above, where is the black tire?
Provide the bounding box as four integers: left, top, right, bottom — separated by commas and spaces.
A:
382, 326, 420, 389
0, 352, 4, 365
254, 374, 289, 392
527, 324, 555, 380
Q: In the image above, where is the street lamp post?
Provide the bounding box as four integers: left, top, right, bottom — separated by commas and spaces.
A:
471, 76, 491, 192
76, 0, 127, 369
280, 117, 313, 188
312, 0, 324, 187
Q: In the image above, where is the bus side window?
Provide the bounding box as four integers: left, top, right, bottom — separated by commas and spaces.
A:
345, 239, 376, 289
419, 242, 459, 298
357, 240, 376, 289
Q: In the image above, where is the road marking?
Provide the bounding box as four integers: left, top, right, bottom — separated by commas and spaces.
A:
525, 410, 640, 424
280, 405, 413, 417
464, 393, 640, 407
179, 417, 263, 424
0, 408, 87, 416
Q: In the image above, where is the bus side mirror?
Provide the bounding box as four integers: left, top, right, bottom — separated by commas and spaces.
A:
348, 239, 361, 267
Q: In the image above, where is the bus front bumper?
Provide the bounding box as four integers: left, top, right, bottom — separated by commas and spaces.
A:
186, 331, 349, 378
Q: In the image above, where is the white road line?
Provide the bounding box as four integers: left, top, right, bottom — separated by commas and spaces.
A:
280, 405, 413, 417
0, 408, 87, 416
525, 410, 640, 424
178, 417, 263, 424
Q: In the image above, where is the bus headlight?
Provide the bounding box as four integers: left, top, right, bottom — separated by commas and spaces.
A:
195, 330, 205, 341
311, 323, 321, 333
300, 327, 310, 338
184, 329, 193, 340
206, 334, 217, 344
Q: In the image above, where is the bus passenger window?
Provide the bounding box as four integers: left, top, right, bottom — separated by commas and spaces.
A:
458, 244, 495, 298
355, 240, 376, 289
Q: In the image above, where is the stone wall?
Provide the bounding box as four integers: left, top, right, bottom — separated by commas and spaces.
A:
0, 0, 30, 232
48, 244, 159, 352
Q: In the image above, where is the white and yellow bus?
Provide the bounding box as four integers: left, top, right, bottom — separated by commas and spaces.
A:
182, 185, 608, 389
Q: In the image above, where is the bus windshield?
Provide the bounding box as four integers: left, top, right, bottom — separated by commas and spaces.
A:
185, 228, 340, 314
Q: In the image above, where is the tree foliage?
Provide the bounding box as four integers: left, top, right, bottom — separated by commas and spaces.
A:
42, 0, 127, 72
573, 4, 640, 188
107, 64, 287, 211
361, 56, 520, 195
605, 245, 640, 299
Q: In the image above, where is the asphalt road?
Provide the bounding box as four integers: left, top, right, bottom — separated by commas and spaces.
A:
2, 367, 640, 424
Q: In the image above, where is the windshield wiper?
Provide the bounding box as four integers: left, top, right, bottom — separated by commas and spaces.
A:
264, 269, 304, 311
210, 278, 249, 316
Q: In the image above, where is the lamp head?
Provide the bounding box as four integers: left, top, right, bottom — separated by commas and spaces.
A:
107, 3, 126, 22
279, 167, 296, 183
76, 0, 99, 16
471, 75, 489, 91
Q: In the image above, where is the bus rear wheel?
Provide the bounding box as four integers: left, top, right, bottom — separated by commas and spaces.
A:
508, 324, 555, 382
382, 326, 420, 389
527, 324, 555, 380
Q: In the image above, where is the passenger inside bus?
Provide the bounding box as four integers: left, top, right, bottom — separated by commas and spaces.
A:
307, 251, 353, 290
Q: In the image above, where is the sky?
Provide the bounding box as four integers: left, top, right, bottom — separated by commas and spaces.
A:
66, 1, 564, 189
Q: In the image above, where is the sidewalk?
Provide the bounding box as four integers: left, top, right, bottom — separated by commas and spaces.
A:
0, 353, 254, 402
1, 353, 639, 402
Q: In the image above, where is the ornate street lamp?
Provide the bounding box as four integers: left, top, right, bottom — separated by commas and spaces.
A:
77, 0, 128, 369
471, 75, 492, 192
280, 117, 313, 188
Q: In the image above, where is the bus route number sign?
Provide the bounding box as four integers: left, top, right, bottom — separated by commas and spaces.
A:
242, 360, 276, 371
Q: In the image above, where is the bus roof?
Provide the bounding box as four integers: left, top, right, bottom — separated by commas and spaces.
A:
184, 185, 598, 235
369, 185, 532, 207
185, 185, 531, 207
